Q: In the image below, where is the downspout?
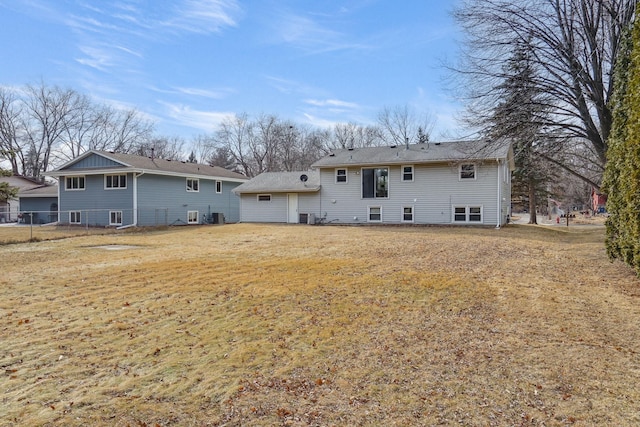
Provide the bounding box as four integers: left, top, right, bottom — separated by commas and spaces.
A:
117, 171, 143, 229
496, 159, 501, 229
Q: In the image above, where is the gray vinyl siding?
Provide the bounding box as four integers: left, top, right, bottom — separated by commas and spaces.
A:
66, 154, 121, 169
137, 175, 242, 226
18, 197, 59, 224
298, 193, 321, 221
239, 192, 320, 223
58, 174, 134, 226
317, 162, 502, 225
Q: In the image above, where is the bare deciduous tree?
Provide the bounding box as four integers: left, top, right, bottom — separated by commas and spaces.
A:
0, 83, 155, 177
377, 104, 434, 146
453, 0, 636, 186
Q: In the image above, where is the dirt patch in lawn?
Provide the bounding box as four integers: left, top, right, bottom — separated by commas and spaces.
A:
0, 223, 638, 426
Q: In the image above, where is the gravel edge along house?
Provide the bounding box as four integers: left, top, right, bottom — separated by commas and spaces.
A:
47, 151, 248, 227
234, 140, 514, 227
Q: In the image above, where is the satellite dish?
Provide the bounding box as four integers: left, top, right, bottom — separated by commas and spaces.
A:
300, 174, 308, 182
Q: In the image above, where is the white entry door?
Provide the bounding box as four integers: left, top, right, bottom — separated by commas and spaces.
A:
287, 193, 298, 223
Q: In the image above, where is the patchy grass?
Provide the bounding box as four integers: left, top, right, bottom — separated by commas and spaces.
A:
1, 223, 639, 426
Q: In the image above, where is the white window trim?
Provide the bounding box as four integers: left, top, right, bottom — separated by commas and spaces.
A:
65, 176, 86, 191
69, 211, 81, 224
104, 174, 127, 190
401, 205, 414, 223
186, 178, 199, 192
216, 180, 222, 194
187, 210, 199, 224
109, 210, 123, 226
401, 165, 414, 182
452, 205, 483, 223
335, 168, 348, 184
367, 206, 382, 223
257, 194, 272, 202
459, 163, 476, 181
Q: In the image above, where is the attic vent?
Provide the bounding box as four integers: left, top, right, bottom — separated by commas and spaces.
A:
434, 142, 441, 146
347, 148, 354, 151
300, 174, 308, 182
390, 145, 397, 148
329, 153, 335, 157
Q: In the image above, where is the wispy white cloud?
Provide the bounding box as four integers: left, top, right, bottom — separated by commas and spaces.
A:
304, 98, 359, 109
302, 113, 340, 128
269, 9, 371, 54
173, 86, 233, 99
265, 76, 326, 98
148, 85, 234, 100
163, 0, 242, 34
160, 101, 234, 132
75, 45, 115, 71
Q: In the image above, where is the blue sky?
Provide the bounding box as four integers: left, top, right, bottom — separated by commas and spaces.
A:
0, 0, 463, 140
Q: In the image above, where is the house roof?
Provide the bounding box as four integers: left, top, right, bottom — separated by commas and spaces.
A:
18, 184, 58, 198
311, 140, 513, 168
48, 150, 248, 182
1, 175, 44, 191
233, 171, 321, 194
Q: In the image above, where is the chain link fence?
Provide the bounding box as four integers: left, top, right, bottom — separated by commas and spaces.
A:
0, 208, 225, 244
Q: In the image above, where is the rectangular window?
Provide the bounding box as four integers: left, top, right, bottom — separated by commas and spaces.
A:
362, 167, 389, 198
453, 206, 483, 223
336, 168, 347, 183
368, 206, 382, 222
109, 211, 123, 226
69, 211, 81, 224
257, 194, 271, 202
216, 180, 222, 194
460, 164, 476, 180
105, 174, 127, 189
402, 165, 414, 182
402, 206, 414, 222
187, 178, 199, 192
187, 210, 199, 224
65, 176, 85, 191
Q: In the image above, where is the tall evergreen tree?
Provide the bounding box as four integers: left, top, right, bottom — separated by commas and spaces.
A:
484, 41, 551, 224
603, 13, 640, 274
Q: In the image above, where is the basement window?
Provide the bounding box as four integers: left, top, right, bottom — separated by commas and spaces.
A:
69, 211, 81, 224
109, 211, 123, 226
402, 206, 414, 222
368, 206, 382, 222
453, 206, 483, 223
187, 210, 199, 224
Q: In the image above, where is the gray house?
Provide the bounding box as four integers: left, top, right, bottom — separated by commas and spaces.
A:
234, 140, 514, 227
48, 151, 247, 227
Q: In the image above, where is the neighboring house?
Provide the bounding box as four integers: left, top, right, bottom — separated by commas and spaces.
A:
47, 150, 247, 227
18, 184, 59, 224
233, 171, 321, 223
235, 141, 514, 227
0, 175, 45, 223
591, 188, 607, 213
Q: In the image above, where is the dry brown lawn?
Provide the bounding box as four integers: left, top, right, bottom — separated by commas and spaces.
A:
1, 223, 639, 426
